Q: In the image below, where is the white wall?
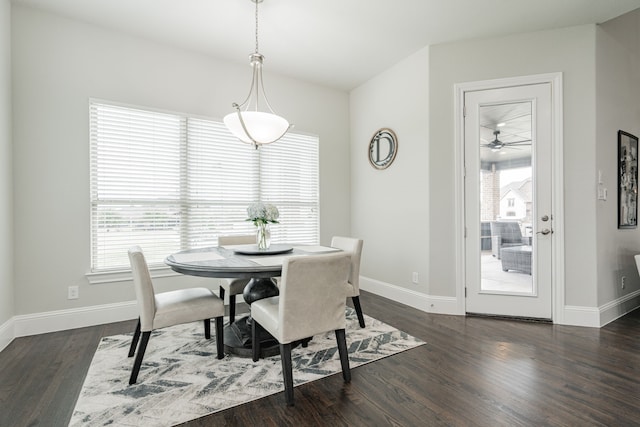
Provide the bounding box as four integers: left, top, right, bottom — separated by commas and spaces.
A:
0, 0, 13, 328
350, 48, 430, 295
11, 5, 350, 316
595, 10, 640, 310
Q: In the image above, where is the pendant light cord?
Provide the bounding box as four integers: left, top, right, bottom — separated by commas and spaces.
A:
254, 0, 259, 54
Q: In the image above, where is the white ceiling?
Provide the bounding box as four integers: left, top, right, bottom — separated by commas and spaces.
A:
12, 0, 640, 90
480, 101, 532, 165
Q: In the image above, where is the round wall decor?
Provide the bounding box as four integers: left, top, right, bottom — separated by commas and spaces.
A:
368, 128, 398, 170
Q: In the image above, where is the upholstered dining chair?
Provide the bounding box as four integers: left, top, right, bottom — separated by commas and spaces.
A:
218, 234, 256, 323
331, 236, 365, 328
251, 253, 352, 406
127, 246, 225, 385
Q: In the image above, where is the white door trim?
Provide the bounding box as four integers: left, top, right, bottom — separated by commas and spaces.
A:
453, 73, 565, 323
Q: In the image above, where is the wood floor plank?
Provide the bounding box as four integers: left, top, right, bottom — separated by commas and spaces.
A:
1, 293, 639, 426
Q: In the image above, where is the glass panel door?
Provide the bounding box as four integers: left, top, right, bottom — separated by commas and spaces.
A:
465, 83, 552, 319
479, 101, 534, 295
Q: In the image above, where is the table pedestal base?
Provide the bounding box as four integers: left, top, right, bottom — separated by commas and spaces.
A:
223, 315, 280, 358
223, 276, 281, 357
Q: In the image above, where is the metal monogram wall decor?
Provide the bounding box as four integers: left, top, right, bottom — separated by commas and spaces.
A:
368, 128, 398, 170
618, 130, 638, 229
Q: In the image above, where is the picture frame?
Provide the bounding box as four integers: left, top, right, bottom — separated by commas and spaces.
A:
618, 130, 638, 229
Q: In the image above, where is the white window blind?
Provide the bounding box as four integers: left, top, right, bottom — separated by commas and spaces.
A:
259, 132, 320, 243
90, 101, 319, 272
185, 118, 259, 249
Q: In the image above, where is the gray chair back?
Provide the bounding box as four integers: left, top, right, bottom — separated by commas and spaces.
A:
331, 236, 363, 296
219, 234, 256, 246
277, 253, 351, 343
128, 246, 157, 332
491, 221, 523, 244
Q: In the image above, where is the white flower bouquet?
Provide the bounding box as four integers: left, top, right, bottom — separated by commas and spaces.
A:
247, 202, 279, 250
246, 202, 279, 226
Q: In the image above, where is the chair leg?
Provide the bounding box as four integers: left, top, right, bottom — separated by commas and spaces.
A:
280, 343, 294, 406
252, 320, 262, 362
129, 331, 151, 385
352, 296, 366, 328
229, 295, 236, 324
335, 329, 351, 383
128, 318, 141, 357
219, 286, 226, 318
215, 316, 224, 359
204, 319, 211, 339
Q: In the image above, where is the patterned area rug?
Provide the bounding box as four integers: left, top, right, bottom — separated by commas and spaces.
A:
70, 308, 425, 426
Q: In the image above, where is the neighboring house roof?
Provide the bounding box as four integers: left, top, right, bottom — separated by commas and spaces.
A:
503, 188, 527, 202
501, 178, 532, 201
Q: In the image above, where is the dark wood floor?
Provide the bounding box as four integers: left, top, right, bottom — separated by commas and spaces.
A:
1, 291, 639, 426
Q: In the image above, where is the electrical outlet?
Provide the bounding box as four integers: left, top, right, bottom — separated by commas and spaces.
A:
68, 285, 79, 300
621, 276, 626, 289
412, 272, 419, 284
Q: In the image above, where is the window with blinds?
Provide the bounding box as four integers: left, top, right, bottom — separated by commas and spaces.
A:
90, 100, 319, 272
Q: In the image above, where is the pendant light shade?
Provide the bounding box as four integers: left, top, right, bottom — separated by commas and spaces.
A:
223, 111, 290, 145
225, 0, 291, 148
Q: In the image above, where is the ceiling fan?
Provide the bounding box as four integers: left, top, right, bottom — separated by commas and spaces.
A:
481, 130, 531, 151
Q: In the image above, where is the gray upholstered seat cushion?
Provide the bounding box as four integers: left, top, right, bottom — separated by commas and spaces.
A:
251, 296, 280, 334
219, 277, 250, 295
153, 288, 224, 330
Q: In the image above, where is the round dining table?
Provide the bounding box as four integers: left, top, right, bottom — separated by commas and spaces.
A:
165, 243, 340, 357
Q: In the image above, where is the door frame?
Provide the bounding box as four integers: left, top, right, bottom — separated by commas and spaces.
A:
453, 73, 565, 323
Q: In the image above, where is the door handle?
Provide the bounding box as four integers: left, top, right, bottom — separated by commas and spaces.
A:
537, 228, 553, 235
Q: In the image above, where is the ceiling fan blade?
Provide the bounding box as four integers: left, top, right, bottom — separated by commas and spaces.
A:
503, 139, 532, 146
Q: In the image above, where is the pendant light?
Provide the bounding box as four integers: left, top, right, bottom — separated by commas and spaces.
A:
224, 0, 291, 149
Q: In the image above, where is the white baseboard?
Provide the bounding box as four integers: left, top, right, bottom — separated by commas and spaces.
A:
0, 291, 230, 352
561, 305, 601, 327
558, 290, 640, 327
360, 276, 460, 315
361, 276, 640, 328
0, 317, 14, 353
599, 289, 640, 327
13, 300, 139, 338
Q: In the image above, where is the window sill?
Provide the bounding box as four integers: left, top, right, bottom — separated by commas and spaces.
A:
86, 266, 181, 285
